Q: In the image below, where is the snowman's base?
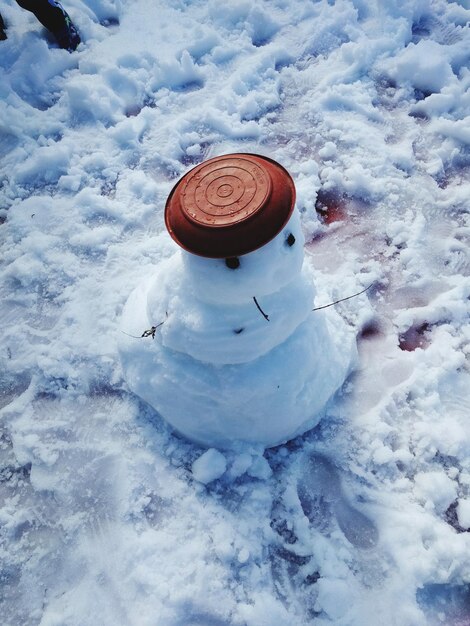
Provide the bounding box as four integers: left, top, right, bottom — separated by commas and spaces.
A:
119, 279, 356, 449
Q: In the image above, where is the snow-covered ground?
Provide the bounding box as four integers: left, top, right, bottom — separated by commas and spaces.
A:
1, 0, 470, 624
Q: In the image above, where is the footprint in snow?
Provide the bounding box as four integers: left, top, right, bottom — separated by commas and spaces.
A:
297, 453, 379, 550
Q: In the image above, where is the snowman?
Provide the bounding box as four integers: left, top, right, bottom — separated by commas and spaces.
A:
119, 154, 355, 449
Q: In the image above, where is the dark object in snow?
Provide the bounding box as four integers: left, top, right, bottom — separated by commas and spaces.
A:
4, 0, 80, 51
0, 13, 6, 40
52, 12, 80, 51
165, 153, 296, 258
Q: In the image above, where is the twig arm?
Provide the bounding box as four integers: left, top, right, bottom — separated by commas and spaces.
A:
312, 283, 373, 312
253, 296, 270, 321
121, 319, 166, 340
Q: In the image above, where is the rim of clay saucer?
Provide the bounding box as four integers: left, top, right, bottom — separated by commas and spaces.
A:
164, 153, 296, 258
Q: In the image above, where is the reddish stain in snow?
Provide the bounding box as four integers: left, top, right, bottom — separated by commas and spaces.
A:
398, 323, 431, 351
315, 189, 347, 224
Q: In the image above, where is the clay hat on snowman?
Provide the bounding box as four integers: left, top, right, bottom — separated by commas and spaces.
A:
165, 153, 296, 258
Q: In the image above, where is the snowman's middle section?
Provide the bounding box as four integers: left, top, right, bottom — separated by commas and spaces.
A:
147, 211, 314, 365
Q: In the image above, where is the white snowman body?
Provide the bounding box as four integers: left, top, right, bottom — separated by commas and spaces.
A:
119, 209, 355, 449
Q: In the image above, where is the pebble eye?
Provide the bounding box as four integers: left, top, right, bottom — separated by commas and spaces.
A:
225, 257, 240, 269
286, 233, 296, 247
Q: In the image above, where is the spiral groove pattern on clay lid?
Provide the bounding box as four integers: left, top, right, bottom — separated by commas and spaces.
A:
181, 158, 272, 227
165, 153, 296, 258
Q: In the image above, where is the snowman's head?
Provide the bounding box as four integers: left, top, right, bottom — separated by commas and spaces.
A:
181, 209, 305, 305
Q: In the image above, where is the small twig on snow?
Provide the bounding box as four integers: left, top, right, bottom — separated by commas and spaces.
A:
312, 283, 373, 312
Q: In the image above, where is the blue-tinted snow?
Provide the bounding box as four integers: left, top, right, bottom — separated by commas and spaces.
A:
1, 0, 470, 624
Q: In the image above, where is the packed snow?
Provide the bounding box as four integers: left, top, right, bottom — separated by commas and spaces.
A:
1, 0, 470, 625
